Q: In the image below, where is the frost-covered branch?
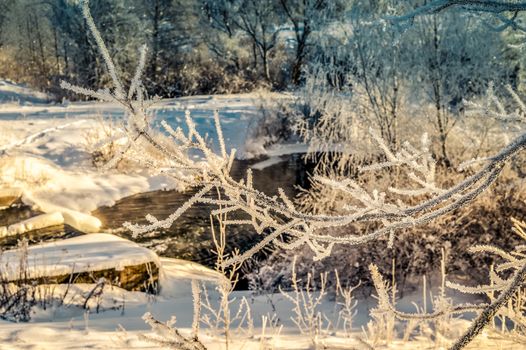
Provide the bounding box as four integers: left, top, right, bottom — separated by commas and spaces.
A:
389, 1, 526, 32
369, 264, 487, 322
391, 1, 526, 21
140, 312, 206, 350
465, 83, 526, 123
279, 256, 329, 344
369, 219, 526, 349
448, 219, 526, 349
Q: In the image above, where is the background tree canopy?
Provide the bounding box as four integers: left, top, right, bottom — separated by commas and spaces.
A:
0, 0, 519, 101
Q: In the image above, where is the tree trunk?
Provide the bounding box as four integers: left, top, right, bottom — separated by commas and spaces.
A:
53, 27, 60, 74
262, 47, 271, 82
291, 38, 305, 85
149, 0, 161, 84
432, 17, 450, 167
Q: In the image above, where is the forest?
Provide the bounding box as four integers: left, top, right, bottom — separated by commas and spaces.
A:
0, 1, 521, 99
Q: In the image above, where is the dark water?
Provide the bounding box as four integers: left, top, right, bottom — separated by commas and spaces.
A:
92, 154, 315, 275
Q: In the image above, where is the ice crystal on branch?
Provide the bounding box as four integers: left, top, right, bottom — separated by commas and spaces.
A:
465, 82, 526, 124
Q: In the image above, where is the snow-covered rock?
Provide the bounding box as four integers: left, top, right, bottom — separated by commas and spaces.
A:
0, 185, 103, 234
0, 187, 22, 208
0, 233, 160, 281
3, 212, 64, 237
60, 209, 102, 233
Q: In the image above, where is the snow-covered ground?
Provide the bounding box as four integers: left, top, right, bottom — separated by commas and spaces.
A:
0, 94, 263, 157
0, 279, 521, 349
0, 80, 51, 105
0, 256, 229, 350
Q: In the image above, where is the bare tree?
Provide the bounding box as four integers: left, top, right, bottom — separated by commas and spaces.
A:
232, 0, 281, 82
201, 0, 242, 70
278, 0, 338, 85
407, 11, 506, 167
138, 0, 198, 95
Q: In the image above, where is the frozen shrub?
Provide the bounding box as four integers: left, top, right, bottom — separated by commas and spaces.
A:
0, 240, 35, 322
244, 91, 297, 157
82, 114, 122, 168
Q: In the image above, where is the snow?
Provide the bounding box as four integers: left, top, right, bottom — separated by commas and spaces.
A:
0, 185, 103, 233
245, 141, 309, 163
0, 233, 160, 281
59, 208, 103, 233
246, 140, 311, 170
250, 155, 286, 170
0, 248, 245, 350
0, 154, 176, 213
158, 257, 227, 298
0, 91, 309, 239
0, 232, 521, 349
2, 212, 64, 237
265, 142, 309, 157
0, 286, 521, 350
0, 80, 50, 105
0, 94, 261, 157
0, 255, 230, 349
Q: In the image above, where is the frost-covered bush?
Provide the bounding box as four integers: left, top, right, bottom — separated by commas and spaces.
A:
279, 256, 330, 346
258, 150, 525, 296
0, 240, 35, 322
293, 68, 370, 166
364, 218, 526, 349
171, 55, 260, 96
82, 114, 122, 168
286, 61, 524, 284
446, 218, 526, 345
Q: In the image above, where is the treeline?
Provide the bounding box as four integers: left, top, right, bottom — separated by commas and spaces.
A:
0, 0, 522, 101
